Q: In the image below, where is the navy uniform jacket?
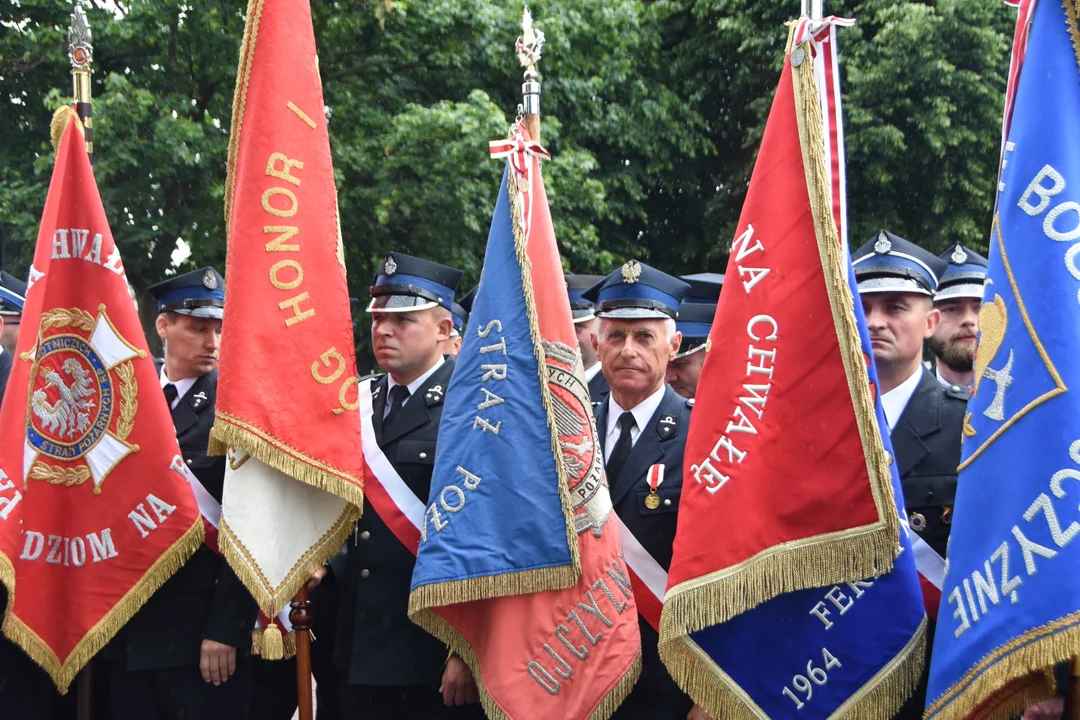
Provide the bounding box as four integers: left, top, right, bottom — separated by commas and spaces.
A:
336, 360, 454, 686
587, 366, 610, 401
890, 367, 966, 720
117, 369, 258, 670
892, 368, 967, 557
597, 385, 694, 720
0, 347, 12, 407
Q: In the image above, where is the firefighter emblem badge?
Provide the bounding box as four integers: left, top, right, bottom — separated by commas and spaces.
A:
542, 339, 611, 537
24, 306, 146, 495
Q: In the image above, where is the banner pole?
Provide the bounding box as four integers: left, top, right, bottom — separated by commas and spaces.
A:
290, 587, 314, 720
518, 6, 543, 140
68, 4, 94, 162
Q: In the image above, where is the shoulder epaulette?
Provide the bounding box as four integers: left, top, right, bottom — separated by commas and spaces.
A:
944, 384, 970, 402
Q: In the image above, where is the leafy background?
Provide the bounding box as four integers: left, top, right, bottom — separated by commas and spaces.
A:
0, 0, 1013, 364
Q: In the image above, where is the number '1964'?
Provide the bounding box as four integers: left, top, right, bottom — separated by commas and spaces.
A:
781, 648, 841, 710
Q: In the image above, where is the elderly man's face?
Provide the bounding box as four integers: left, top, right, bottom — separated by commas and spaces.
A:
593, 318, 680, 398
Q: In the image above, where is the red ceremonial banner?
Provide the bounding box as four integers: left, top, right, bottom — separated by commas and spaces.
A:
663, 56, 900, 623
0, 110, 203, 691
210, 0, 364, 614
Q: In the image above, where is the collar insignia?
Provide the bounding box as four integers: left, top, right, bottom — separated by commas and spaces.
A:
658, 414, 677, 438
874, 231, 892, 255
192, 391, 208, 409
425, 384, 445, 405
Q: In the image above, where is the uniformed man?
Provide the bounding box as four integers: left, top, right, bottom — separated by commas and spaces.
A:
336, 252, 482, 719
437, 301, 468, 358
929, 243, 987, 388
108, 267, 258, 720
566, 273, 608, 400
0, 269, 27, 402
666, 273, 722, 400
0, 270, 25, 354
852, 231, 966, 720
582, 261, 695, 720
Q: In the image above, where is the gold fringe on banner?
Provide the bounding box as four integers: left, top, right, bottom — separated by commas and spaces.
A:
663, 618, 925, 720
223, 0, 264, 229
50, 106, 85, 152
925, 611, 1080, 720
412, 607, 642, 720
2, 517, 203, 693
407, 563, 578, 616
208, 417, 364, 509
218, 505, 357, 617
659, 26, 902, 644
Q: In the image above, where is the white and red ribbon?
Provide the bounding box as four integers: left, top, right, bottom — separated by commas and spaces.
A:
358, 378, 425, 555
911, 533, 945, 620
489, 124, 551, 244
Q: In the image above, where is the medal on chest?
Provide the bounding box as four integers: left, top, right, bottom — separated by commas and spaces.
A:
645, 463, 665, 510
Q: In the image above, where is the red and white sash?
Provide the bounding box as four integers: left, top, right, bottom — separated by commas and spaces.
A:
911, 532, 945, 620
358, 377, 425, 555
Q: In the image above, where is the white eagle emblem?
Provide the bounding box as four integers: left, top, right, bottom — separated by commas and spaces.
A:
32, 359, 97, 439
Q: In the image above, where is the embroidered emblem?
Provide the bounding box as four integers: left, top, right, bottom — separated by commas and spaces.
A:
202, 269, 218, 290
873, 231, 891, 254
542, 340, 611, 537
960, 225, 1067, 469
372, 384, 383, 400
384, 255, 398, 276
621, 260, 642, 284
228, 448, 251, 471
24, 307, 145, 495
192, 391, 208, 409
909, 512, 926, 532
658, 414, 677, 438
951, 245, 968, 265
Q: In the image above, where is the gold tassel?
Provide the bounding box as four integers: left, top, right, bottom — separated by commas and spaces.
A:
260, 624, 284, 661
50, 106, 84, 151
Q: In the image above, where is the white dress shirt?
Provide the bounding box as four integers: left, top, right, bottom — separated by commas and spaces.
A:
881, 366, 924, 434
159, 365, 198, 410
603, 384, 666, 462
385, 355, 445, 417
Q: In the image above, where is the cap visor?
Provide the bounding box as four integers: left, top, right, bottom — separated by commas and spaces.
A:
597, 307, 672, 320
366, 295, 439, 313
935, 283, 986, 301
856, 277, 933, 296
675, 343, 707, 360
175, 307, 224, 320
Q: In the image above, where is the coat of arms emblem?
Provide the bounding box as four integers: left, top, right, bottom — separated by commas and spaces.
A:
621, 260, 642, 284
542, 340, 611, 537
23, 306, 145, 495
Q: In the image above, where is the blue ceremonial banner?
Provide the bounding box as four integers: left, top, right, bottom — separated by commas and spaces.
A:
658, 22, 927, 719
410, 165, 575, 589
407, 128, 641, 719
925, 1, 1080, 717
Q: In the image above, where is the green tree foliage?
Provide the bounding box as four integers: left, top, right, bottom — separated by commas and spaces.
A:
1, 0, 1013, 360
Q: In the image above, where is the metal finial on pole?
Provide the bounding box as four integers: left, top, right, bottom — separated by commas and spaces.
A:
516, 6, 545, 140
68, 3, 94, 161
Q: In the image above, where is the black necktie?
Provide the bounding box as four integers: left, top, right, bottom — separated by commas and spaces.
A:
383, 385, 410, 428
605, 412, 636, 485
163, 383, 179, 408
